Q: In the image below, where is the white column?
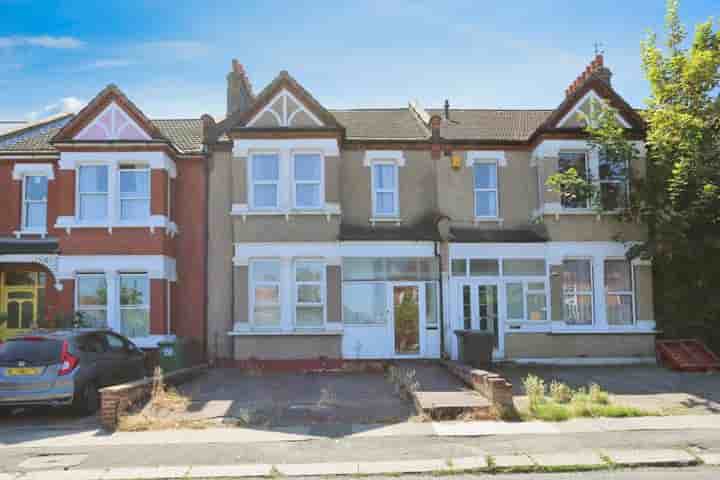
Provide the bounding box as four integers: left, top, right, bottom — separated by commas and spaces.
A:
106, 271, 120, 331
281, 258, 293, 331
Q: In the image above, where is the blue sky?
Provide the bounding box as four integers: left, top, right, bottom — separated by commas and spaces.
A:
0, 0, 716, 120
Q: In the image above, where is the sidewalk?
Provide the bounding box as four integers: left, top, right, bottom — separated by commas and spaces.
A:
3, 414, 720, 449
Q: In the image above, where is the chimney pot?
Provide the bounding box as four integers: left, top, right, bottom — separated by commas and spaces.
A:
444, 99, 450, 120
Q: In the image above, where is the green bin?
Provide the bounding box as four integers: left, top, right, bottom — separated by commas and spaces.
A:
158, 337, 185, 373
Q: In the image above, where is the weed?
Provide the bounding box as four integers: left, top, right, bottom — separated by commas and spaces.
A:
522, 374, 546, 411
549, 380, 573, 403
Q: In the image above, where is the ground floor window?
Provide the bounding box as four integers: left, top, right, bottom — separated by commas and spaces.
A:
294, 261, 325, 329
76, 274, 108, 328
119, 274, 150, 337
605, 259, 634, 325
250, 260, 282, 328
506, 281, 547, 322
562, 259, 594, 325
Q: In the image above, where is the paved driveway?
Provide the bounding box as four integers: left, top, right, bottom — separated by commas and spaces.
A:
498, 364, 720, 415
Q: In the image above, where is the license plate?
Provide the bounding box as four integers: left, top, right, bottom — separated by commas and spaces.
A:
6, 367, 42, 376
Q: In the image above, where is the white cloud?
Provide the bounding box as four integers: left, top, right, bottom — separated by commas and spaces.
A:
0, 35, 84, 49
78, 59, 135, 71
27, 97, 86, 121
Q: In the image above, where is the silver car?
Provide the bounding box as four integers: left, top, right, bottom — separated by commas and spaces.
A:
0, 329, 146, 414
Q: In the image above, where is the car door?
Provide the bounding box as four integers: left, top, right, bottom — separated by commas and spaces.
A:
82, 333, 113, 387
103, 333, 132, 385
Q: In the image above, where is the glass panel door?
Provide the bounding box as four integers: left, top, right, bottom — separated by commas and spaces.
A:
393, 285, 421, 355
477, 285, 499, 347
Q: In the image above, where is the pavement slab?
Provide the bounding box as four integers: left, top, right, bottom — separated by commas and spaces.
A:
531, 451, 606, 468
357, 459, 449, 475
448, 456, 489, 470
276, 462, 359, 476
698, 452, 720, 465
21, 470, 106, 480
18, 454, 88, 470
101, 466, 192, 479
491, 454, 536, 469
604, 448, 698, 467
188, 464, 273, 478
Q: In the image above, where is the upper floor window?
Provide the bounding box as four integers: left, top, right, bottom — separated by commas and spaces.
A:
562, 259, 593, 325
599, 149, 629, 210
558, 151, 591, 209
78, 165, 109, 221
372, 163, 398, 217
473, 161, 498, 217
293, 153, 322, 209
22, 175, 48, 231
250, 154, 279, 209
119, 166, 150, 221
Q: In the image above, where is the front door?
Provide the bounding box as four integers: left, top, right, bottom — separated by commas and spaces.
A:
458, 281, 502, 357
391, 283, 425, 357
1, 272, 45, 333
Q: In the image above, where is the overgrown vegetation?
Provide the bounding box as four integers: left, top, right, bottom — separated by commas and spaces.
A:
522, 375, 656, 421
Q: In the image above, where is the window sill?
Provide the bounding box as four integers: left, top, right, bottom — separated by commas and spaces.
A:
13, 229, 48, 239
55, 215, 178, 236
228, 329, 343, 336
473, 217, 503, 224
537, 205, 624, 221
369, 217, 402, 226
230, 203, 341, 222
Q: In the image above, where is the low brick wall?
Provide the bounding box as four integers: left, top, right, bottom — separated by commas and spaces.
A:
99, 364, 207, 431
440, 360, 514, 411
215, 357, 387, 373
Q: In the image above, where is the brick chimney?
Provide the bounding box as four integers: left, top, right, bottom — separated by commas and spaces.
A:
227, 59, 254, 116
565, 54, 612, 98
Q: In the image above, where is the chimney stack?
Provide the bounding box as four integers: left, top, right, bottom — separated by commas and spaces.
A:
565, 54, 612, 98
227, 59, 254, 116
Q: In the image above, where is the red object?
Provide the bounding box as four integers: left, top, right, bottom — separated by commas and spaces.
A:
656, 339, 720, 372
58, 340, 79, 376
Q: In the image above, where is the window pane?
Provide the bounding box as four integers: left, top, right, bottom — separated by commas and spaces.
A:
605, 260, 632, 291
77, 310, 107, 329
462, 285, 472, 329
558, 152, 587, 178
375, 192, 395, 214
252, 154, 279, 180
473, 163, 497, 189
388, 258, 418, 280
25, 203, 46, 228
254, 306, 281, 327
25, 176, 48, 201
79, 166, 108, 193
5, 272, 35, 286
452, 259, 467, 277
255, 285, 279, 303
528, 282, 545, 291
599, 149, 627, 180
600, 182, 627, 210
296, 306, 323, 327
296, 262, 323, 282
503, 259, 546, 276
343, 258, 380, 281
425, 283, 438, 328
121, 308, 150, 337
120, 276, 148, 306
564, 294, 593, 325
506, 283, 524, 319
294, 154, 321, 181
563, 260, 592, 291
607, 294, 634, 325
297, 285, 322, 303
343, 283, 387, 324
119, 170, 149, 196
374, 164, 395, 189
527, 292, 547, 321
253, 261, 280, 282
470, 259, 499, 276
295, 184, 320, 208
253, 184, 278, 207
475, 191, 497, 217
78, 277, 107, 306
80, 194, 108, 220
120, 199, 150, 220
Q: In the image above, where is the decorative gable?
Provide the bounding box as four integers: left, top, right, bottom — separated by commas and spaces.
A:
247, 88, 324, 128
556, 89, 632, 129
75, 101, 151, 141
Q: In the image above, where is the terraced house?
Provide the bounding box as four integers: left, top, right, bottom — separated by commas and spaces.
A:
0, 87, 207, 354
205, 55, 656, 366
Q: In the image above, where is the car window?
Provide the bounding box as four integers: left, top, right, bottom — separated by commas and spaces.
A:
104, 333, 127, 352
0, 338, 63, 366
80, 334, 107, 354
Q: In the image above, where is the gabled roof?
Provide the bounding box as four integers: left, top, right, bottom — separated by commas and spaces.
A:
0, 114, 74, 153
52, 84, 166, 142
215, 71, 342, 134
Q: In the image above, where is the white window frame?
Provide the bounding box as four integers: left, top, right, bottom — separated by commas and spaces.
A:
557, 150, 592, 210
604, 258, 635, 326
77, 164, 110, 222
293, 259, 326, 329
118, 165, 151, 221
75, 273, 108, 327
292, 151, 324, 210
248, 152, 280, 210
505, 280, 549, 323
371, 161, 399, 218
21, 174, 48, 232
473, 159, 499, 219
118, 273, 151, 337
249, 259, 282, 330
562, 258, 595, 326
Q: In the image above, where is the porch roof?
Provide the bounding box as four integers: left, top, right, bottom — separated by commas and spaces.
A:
0, 237, 60, 255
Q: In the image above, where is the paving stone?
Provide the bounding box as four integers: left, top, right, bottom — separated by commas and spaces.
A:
492, 454, 535, 469
187, 464, 273, 478
0, 474, 14, 480
101, 466, 191, 479
357, 459, 448, 475
447, 456, 489, 471
19, 454, 88, 470
603, 449, 698, 467
531, 451, 606, 468
22, 470, 105, 480
698, 452, 720, 465
276, 462, 359, 476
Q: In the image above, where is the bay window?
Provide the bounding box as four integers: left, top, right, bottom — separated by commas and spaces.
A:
372, 163, 398, 217
599, 149, 629, 210
119, 274, 150, 337
76, 274, 107, 328
250, 154, 280, 209
23, 175, 48, 231
119, 166, 150, 220
473, 161, 498, 217
293, 153, 322, 209
250, 260, 282, 328
294, 261, 325, 328
506, 281, 548, 322
78, 165, 109, 221
343, 283, 387, 325
562, 259, 594, 325
605, 259, 634, 325
558, 151, 591, 209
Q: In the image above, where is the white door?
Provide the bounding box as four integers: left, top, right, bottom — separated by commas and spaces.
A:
457, 280, 504, 358
390, 282, 426, 357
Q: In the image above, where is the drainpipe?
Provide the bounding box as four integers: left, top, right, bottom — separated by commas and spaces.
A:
434, 240, 446, 358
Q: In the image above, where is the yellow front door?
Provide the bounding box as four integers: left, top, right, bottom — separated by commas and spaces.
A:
0, 272, 44, 334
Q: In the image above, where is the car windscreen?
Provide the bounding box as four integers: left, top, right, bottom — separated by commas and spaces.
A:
0, 338, 64, 366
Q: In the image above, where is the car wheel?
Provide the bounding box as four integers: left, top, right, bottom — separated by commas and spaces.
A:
73, 382, 100, 415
